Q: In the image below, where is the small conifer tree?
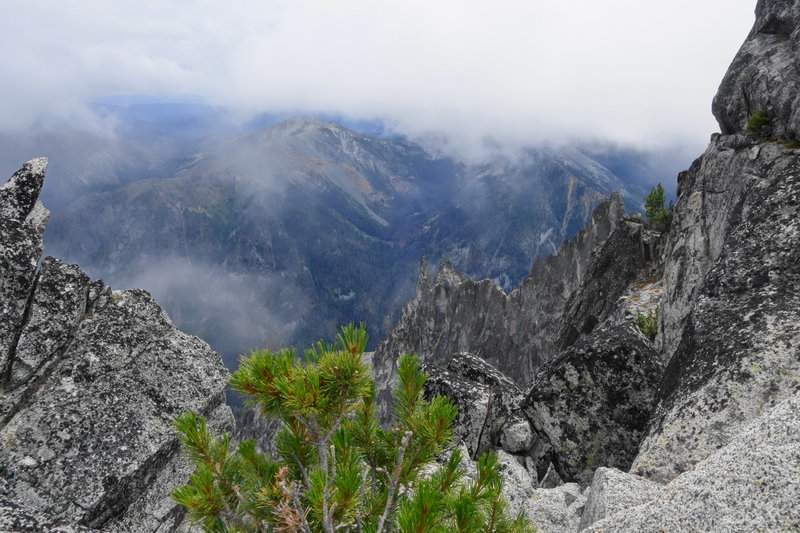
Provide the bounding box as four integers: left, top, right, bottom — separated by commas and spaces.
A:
644, 184, 674, 233
172, 323, 536, 533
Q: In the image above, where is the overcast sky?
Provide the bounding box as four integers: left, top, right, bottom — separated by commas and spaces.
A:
1, 0, 756, 155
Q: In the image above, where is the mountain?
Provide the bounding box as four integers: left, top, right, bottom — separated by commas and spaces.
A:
43, 117, 660, 366
372, 0, 800, 529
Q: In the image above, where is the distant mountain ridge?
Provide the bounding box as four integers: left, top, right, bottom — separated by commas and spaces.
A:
43, 117, 663, 365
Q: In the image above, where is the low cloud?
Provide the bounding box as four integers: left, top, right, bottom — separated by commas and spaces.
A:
0, 1, 755, 157
110, 256, 310, 368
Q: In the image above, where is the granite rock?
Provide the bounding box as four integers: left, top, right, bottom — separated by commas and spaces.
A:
0, 158, 49, 382
422, 352, 530, 458
556, 215, 661, 350
713, 0, 800, 140
585, 391, 800, 532
373, 193, 625, 418
578, 467, 663, 531
0, 160, 233, 532
523, 322, 664, 485
523, 483, 587, 533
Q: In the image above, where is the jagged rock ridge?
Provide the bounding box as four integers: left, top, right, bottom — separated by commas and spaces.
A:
0, 159, 233, 532
374, 1, 800, 529
372, 192, 626, 416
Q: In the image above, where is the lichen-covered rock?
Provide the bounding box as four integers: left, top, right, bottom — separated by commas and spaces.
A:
523, 483, 587, 533
9, 257, 90, 386
422, 352, 529, 458
713, 0, 800, 139
522, 323, 664, 485
585, 391, 800, 532
0, 158, 49, 380
373, 193, 625, 417
0, 496, 102, 533
634, 140, 800, 481
657, 136, 800, 360
499, 418, 535, 454
494, 450, 536, 517
0, 160, 233, 532
577, 467, 663, 531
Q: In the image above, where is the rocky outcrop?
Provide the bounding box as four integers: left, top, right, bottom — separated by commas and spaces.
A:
635, 0, 800, 481
373, 193, 626, 416
555, 215, 661, 350
585, 391, 800, 532
0, 159, 233, 532
713, 0, 800, 140
0, 158, 49, 381
522, 323, 663, 485
522, 483, 588, 533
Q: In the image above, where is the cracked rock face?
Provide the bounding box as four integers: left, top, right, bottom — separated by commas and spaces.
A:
577, 467, 663, 531
0, 160, 233, 532
555, 215, 661, 351
523, 323, 664, 486
633, 139, 800, 481
0, 157, 50, 380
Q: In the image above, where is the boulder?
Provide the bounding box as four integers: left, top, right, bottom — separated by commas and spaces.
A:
522, 322, 664, 485
422, 352, 530, 458
494, 450, 537, 517
523, 483, 587, 533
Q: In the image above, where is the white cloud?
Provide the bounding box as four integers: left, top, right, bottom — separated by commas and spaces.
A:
0, 0, 755, 152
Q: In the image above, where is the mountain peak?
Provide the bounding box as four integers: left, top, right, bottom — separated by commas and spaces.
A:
269, 116, 346, 136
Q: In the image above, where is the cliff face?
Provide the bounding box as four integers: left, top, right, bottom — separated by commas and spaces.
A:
0, 160, 233, 532
632, 0, 800, 481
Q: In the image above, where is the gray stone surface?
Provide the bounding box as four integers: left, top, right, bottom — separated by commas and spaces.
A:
522, 322, 664, 485
499, 418, 535, 455
494, 450, 537, 517
9, 257, 90, 386
0, 496, 102, 532
713, 0, 800, 140
0, 160, 233, 532
585, 391, 800, 532
523, 483, 587, 533
556, 215, 661, 350
578, 467, 663, 531
0, 158, 49, 382
422, 352, 530, 458
635, 140, 800, 482
373, 193, 625, 417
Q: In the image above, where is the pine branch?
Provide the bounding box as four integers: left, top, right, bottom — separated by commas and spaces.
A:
376, 430, 412, 533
